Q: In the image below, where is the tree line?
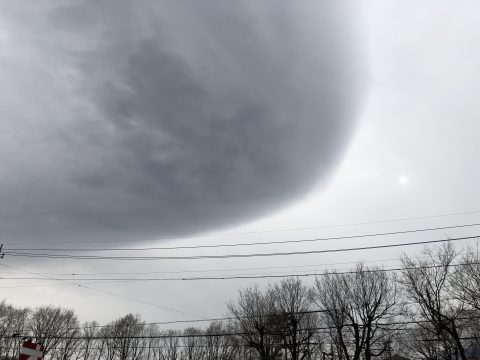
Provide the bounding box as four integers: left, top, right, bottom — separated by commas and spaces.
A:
1, 242, 479, 360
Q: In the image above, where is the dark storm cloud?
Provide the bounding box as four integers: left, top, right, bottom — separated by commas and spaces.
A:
0, 1, 361, 244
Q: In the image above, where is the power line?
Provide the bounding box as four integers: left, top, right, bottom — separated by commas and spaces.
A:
62, 305, 480, 331
9, 209, 480, 246
4, 235, 478, 261
0, 256, 406, 276
0, 281, 146, 289
0, 256, 421, 278
0, 263, 206, 320
1, 259, 476, 336
0, 261, 460, 329
3, 316, 480, 340
0, 260, 477, 282
6, 223, 479, 252
1, 263, 475, 331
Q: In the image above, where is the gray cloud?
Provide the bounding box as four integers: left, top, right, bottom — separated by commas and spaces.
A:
0, 1, 360, 244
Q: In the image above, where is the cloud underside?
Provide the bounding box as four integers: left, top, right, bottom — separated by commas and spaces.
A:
0, 1, 359, 243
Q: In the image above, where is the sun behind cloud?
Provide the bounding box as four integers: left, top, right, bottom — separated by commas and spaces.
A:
397, 175, 409, 187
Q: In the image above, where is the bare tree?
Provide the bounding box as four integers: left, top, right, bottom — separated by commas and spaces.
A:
270, 278, 317, 360
144, 325, 161, 360
202, 321, 237, 360
52, 326, 81, 360
158, 330, 180, 360
448, 244, 480, 351
451, 244, 480, 311
314, 263, 398, 360
181, 327, 204, 360
112, 314, 146, 360
400, 242, 467, 360
99, 323, 117, 360
74, 322, 104, 360
398, 324, 450, 360
29, 305, 79, 357
0, 301, 14, 359
0, 302, 30, 360
227, 285, 282, 360
315, 270, 354, 360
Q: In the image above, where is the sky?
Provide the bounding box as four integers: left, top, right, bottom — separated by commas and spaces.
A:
0, 0, 480, 327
